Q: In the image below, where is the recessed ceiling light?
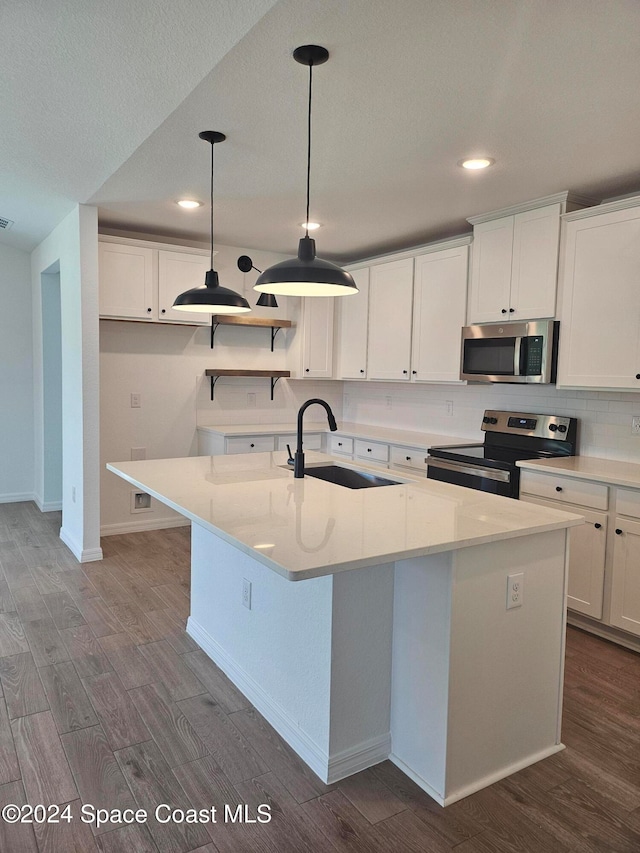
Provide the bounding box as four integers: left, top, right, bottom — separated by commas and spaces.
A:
176, 199, 202, 209
301, 221, 321, 230
459, 158, 495, 170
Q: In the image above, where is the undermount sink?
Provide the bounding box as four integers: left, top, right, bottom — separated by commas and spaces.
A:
286, 463, 402, 489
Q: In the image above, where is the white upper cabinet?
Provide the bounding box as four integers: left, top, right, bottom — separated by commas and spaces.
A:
557, 200, 640, 390
157, 250, 211, 325
99, 242, 154, 320
336, 268, 369, 379
411, 242, 469, 383
466, 194, 587, 324
99, 238, 210, 325
299, 296, 335, 379
367, 257, 414, 381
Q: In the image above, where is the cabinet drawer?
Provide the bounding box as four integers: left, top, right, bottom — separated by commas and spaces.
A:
329, 435, 353, 456
390, 445, 428, 473
225, 436, 275, 454
354, 439, 389, 463
616, 488, 640, 519
276, 433, 322, 452
519, 470, 608, 510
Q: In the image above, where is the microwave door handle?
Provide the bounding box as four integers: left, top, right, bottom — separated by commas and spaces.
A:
513, 336, 523, 376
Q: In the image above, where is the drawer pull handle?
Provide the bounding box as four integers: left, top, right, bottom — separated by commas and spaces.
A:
501, 308, 507, 314
594, 523, 602, 529
367, 448, 372, 452
147, 307, 152, 313
161, 308, 166, 314
615, 528, 623, 535
555, 486, 563, 492
360, 369, 365, 373
402, 370, 408, 374
250, 443, 255, 448
338, 442, 342, 447
305, 368, 310, 373
406, 456, 411, 461
636, 374, 640, 380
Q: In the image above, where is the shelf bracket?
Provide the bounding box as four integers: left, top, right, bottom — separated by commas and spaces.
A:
270, 375, 282, 401
210, 320, 220, 348
209, 375, 221, 400
270, 326, 282, 352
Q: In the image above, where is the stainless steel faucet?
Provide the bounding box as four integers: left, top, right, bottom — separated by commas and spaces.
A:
294, 398, 337, 478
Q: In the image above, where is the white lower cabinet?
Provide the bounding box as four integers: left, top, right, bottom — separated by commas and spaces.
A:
276, 434, 322, 452
521, 468, 640, 644
354, 439, 389, 468
389, 445, 429, 476
327, 434, 354, 458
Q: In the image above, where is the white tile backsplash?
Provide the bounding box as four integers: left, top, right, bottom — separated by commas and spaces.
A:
341, 381, 640, 462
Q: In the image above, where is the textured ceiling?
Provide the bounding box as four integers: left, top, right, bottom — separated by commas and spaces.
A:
3, 0, 640, 261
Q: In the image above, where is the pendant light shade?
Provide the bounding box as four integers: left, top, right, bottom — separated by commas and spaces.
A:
254, 46, 357, 299
174, 131, 250, 315
237, 255, 278, 308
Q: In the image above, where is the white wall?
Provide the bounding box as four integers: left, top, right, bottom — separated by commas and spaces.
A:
100, 240, 343, 533
31, 205, 102, 561
0, 242, 34, 502
41, 271, 62, 507
342, 380, 640, 462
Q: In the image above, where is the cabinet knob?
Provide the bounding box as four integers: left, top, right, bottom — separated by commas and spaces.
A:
501, 308, 507, 314
360, 369, 365, 373
367, 448, 372, 452
338, 442, 342, 447
402, 369, 408, 374
594, 523, 602, 529
405, 456, 411, 461
412, 370, 417, 375
636, 374, 640, 380
161, 308, 166, 314
147, 307, 152, 313
615, 528, 623, 535
509, 307, 515, 313
305, 368, 310, 373
250, 443, 255, 448
555, 486, 563, 492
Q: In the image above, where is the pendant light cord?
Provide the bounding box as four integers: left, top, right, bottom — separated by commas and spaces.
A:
210, 141, 215, 269
305, 61, 313, 238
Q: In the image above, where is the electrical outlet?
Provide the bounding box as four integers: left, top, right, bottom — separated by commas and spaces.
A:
130, 491, 152, 513
130, 393, 141, 408
445, 400, 454, 416
242, 578, 252, 610
632, 416, 640, 435
507, 572, 524, 609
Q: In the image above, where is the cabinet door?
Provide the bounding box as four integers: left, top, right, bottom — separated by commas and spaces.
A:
521, 496, 607, 619
609, 516, 640, 636
157, 250, 211, 325
557, 207, 640, 389
337, 268, 369, 379
301, 297, 334, 378
411, 245, 468, 382
467, 216, 513, 323
99, 242, 154, 320
367, 258, 414, 380
510, 204, 560, 320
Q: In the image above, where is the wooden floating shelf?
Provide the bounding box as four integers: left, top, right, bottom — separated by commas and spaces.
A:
210, 315, 293, 351
205, 369, 291, 401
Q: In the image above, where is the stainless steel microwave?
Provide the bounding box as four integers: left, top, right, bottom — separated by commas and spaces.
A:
460, 319, 559, 383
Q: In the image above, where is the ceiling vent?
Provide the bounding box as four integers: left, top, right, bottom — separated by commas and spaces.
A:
0, 216, 14, 230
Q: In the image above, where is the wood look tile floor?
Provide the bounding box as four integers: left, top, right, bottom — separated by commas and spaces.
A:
0, 502, 639, 852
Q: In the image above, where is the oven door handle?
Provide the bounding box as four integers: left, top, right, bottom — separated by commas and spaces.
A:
513, 336, 523, 376
426, 457, 511, 483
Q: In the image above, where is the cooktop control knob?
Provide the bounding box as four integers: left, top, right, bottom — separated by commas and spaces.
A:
557, 424, 567, 433
489, 417, 498, 424
483, 416, 490, 424
549, 423, 558, 431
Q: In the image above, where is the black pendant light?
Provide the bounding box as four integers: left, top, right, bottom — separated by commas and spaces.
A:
237, 256, 278, 308
173, 131, 251, 314
254, 45, 358, 298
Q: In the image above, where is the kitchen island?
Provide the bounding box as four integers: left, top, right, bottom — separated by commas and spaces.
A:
107, 450, 582, 806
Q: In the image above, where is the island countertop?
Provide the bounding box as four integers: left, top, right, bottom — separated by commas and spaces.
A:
107, 451, 583, 580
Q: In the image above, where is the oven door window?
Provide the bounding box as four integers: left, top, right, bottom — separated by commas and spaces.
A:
463, 337, 517, 375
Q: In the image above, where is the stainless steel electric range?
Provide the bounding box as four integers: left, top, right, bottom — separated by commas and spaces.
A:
426, 409, 578, 499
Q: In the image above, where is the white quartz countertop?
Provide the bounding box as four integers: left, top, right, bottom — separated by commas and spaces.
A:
196, 421, 472, 449
107, 451, 582, 581
517, 455, 640, 489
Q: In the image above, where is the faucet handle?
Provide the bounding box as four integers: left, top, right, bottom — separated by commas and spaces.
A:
286, 444, 294, 466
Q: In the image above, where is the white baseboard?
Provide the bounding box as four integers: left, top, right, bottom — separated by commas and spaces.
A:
188, 617, 388, 785
59, 526, 103, 563
390, 742, 566, 807
33, 495, 62, 512
100, 517, 191, 537
0, 492, 35, 505
567, 612, 640, 653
